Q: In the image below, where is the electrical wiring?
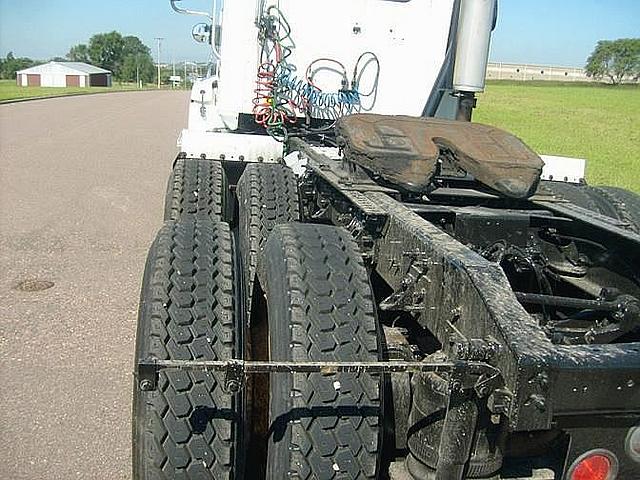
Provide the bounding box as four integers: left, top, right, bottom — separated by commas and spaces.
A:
252, 6, 297, 135
253, 6, 381, 141
352, 52, 381, 111
306, 58, 349, 88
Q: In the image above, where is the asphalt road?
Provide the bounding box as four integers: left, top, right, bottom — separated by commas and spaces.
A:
0, 90, 189, 480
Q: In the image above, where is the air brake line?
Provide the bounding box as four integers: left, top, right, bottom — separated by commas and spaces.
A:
253, 6, 380, 141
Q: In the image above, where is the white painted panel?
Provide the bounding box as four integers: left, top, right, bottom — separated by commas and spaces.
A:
216, 0, 257, 128
540, 155, 586, 184
178, 129, 283, 161
217, 0, 454, 128
40, 73, 65, 87
40, 74, 52, 87
56, 75, 66, 87
188, 78, 228, 130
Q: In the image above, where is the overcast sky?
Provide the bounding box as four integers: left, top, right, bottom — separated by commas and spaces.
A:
1, 0, 639, 67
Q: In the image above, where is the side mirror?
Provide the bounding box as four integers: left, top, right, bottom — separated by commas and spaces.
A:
192, 23, 211, 44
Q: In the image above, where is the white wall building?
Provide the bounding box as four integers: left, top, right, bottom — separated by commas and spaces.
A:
16, 62, 112, 88
486, 62, 592, 82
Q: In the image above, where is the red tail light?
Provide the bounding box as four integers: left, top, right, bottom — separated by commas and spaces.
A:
567, 450, 618, 480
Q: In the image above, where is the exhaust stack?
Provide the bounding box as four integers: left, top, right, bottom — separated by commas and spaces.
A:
453, 0, 497, 120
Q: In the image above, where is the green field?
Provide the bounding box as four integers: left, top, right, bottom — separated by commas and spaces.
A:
475, 81, 640, 193
0, 79, 147, 102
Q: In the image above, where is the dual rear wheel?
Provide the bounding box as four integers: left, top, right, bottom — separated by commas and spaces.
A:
133, 221, 240, 479
133, 159, 383, 479
259, 223, 382, 479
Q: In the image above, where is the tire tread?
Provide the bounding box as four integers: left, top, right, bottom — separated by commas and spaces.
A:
260, 223, 381, 480
164, 159, 227, 222
236, 163, 300, 305
134, 221, 237, 480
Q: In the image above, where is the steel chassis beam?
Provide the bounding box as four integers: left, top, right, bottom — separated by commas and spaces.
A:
293, 139, 640, 432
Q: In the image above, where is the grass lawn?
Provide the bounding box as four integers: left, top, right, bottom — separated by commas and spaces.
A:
0, 79, 149, 102
475, 81, 640, 193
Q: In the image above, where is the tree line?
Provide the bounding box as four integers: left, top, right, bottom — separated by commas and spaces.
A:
0, 52, 37, 80
0, 31, 156, 84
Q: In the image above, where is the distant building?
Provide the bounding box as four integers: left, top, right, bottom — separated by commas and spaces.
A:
16, 61, 112, 88
486, 62, 592, 82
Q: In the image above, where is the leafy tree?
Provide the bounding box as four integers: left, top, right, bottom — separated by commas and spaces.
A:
122, 36, 151, 57
67, 44, 90, 63
586, 38, 640, 85
67, 32, 154, 82
119, 35, 155, 83
88, 31, 125, 74
119, 53, 156, 84
1, 52, 36, 79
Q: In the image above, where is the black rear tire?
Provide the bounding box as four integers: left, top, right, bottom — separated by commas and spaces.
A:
236, 163, 300, 310
133, 221, 242, 480
539, 181, 640, 232
164, 158, 228, 222
589, 186, 640, 233
258, 223, 382, 479
537, 181, 612, 215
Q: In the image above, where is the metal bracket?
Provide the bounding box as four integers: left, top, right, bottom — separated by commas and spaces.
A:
380, 250, 431, 313
170, 0, 213, 20
137, 360, 158, 392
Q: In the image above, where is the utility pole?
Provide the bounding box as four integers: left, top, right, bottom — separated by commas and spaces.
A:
155, 37, 164, 89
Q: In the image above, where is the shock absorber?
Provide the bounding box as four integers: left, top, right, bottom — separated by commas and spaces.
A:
406, 356, 504, 479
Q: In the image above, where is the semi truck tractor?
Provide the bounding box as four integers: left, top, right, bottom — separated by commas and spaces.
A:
132, 1, 640, 479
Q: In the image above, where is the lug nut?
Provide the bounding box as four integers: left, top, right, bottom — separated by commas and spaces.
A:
139, 379, 154, 391
226, 380, 241, 393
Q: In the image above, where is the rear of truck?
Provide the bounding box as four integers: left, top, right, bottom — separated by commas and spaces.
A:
132, 2, 640, 479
